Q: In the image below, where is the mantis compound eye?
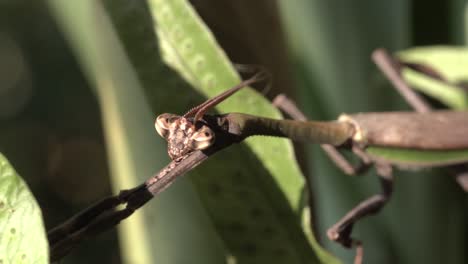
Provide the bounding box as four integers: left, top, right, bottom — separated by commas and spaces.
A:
190, 125, 215, 150
155, 113, 179, 139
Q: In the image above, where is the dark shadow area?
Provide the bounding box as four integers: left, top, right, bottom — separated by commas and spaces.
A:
411, 0, 450, 44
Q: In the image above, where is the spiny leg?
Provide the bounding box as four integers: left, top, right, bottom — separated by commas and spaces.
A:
373, 48, 468, 192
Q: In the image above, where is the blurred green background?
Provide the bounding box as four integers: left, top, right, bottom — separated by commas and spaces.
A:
0, 0, 467, 263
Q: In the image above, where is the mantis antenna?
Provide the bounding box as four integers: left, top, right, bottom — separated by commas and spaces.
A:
184, 67, 269, 122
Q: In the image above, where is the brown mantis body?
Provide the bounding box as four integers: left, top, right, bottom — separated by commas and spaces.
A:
155, 49, 468, 263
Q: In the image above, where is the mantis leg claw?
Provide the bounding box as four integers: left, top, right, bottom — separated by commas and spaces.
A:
327, 171, 393, 264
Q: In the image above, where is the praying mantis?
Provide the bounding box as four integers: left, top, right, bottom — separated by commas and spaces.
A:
154, 49, 468, 263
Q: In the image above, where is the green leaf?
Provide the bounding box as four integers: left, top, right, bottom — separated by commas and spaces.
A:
397, 46, 468, 109
149, 0, 337, 263
0, 153, 49, 263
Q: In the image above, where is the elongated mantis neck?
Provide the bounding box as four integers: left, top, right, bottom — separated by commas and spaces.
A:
224, 113, 355, 146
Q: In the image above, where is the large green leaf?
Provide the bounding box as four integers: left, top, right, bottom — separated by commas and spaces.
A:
148, 0, 337, 263
0, 153, 48, 263
47, 0, 336, 263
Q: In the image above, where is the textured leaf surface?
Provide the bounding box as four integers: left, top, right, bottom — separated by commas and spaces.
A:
149, 0, 337, 263
0, 153, 48, 263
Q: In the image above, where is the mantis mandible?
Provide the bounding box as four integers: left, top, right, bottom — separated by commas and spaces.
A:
154, 49, 468, 263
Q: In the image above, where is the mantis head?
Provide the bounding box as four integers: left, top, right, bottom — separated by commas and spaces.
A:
155, 113, 215, 160
155, 68, 268, 160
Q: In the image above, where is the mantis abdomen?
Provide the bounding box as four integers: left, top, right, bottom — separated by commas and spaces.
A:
342, 110, 468, 150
